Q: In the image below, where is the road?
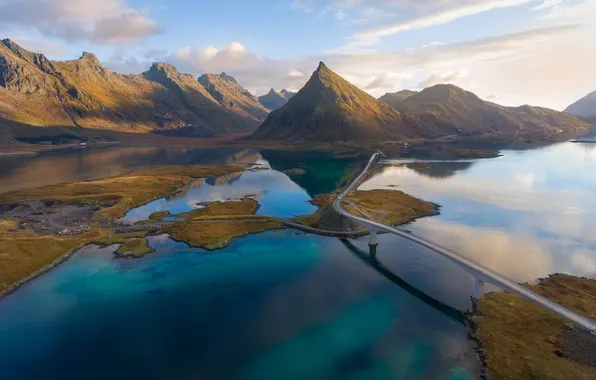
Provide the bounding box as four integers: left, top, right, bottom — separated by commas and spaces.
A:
334, 152, 596, 335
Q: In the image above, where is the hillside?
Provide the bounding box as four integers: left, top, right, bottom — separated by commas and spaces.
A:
565, 90, 596, 121
280, 89, 296, 100
393, 84, 588, 138
251, 62, 424, 142
198, 73, 269, 126
379, 90, 418, 109
0, 39, 257, 137
258, 89, 291, 110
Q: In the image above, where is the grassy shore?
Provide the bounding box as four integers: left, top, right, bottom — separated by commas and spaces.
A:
472, 274, 596, 380
115, 238, 153, 258
0, 219, 107, 295
0, 165, 244, 220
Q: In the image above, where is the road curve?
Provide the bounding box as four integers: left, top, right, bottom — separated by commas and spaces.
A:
334, 153, 596, 335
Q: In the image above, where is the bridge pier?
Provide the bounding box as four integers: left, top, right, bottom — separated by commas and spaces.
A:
368, 230, 378, 247
474, 278, 485, 299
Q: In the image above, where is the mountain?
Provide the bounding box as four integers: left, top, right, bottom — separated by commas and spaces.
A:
251, 62, 424, 141
391, 84, 588, 138
0, 39, 256, 136
258, 89, 290, 111
379, 90, 418, 108
280, 89, 296, 100
198, 72, 269, 126
252, 62, 588, 142
565, 90, 596, 121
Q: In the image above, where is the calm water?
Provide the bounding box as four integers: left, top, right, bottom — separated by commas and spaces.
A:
1, 142, 595, 380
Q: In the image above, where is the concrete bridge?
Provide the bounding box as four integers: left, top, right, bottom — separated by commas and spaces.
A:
334, 152, 596, 335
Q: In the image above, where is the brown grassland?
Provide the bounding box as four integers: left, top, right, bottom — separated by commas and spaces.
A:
474, 274, 596, 380
0, 219, 107, 295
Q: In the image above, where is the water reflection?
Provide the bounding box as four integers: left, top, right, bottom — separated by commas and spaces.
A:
123, 161, 318, 223
360, 142, 596, 280
341, 240, 464, 323
0, 147, 263, 193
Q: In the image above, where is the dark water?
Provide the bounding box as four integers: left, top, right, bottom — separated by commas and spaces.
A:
2, 142, 594, 379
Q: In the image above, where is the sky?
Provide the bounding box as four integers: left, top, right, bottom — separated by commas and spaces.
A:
0, 0, 594, 110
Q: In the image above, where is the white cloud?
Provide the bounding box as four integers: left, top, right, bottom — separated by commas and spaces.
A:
288, 69, 305, 77
417, 69, 469, 89
348, 0, 535, 48
6, 35, 68, 55
0, 0, 161, 44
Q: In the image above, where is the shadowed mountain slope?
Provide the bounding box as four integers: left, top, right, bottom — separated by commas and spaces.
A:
198, 72, 269, 126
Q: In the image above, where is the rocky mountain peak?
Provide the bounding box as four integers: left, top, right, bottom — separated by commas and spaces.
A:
219, 72, 237, 84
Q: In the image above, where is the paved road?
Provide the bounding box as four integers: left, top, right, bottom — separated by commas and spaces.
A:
334, 152, 596, 335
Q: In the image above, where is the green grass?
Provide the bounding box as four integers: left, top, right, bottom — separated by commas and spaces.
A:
474, 274, 596, 380
115, 238, 153, 258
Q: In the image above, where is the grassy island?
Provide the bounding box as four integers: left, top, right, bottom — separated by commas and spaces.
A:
175, 199, 259, 219
472, 274, 596, 380
293, 189, 437, 228
164, 219, 283, 250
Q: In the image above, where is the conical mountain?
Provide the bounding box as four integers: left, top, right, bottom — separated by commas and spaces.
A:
198, 72, 269, 125
565, 90, 596, 121
251, 62, 422, 141
258, 88, 288, 111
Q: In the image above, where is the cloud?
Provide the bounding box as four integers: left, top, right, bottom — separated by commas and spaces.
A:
0, 0, 162, 44
413, 219, 552, 282
6, 35, 68, 55
417, 69, 469, 89
166, 42, 313, 94
348, 0, 534, 48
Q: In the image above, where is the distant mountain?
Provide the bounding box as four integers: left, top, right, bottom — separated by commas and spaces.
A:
379, 90, 418, 109
251, 62, 423, 141
0, 39, 257, 136
258, 89, 290, 111
391, 84, 588, 138
280, 89, 296, 100
565, 90, 596, 121
198, 72, 269, 125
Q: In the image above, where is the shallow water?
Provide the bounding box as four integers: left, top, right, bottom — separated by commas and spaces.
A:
1, 142, 596, 379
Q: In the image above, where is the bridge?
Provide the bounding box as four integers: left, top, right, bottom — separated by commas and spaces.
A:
333, 152, 596, 335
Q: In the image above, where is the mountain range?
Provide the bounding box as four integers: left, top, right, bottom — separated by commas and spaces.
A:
0, 38, 590, 144
251, 62, 587, 141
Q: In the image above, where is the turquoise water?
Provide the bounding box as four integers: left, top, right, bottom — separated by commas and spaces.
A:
3, 142, 595, 379
0, 232, 477, 380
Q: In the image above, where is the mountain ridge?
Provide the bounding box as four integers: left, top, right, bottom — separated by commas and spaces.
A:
0, 39, 259, 136
252, 63, 588, 142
